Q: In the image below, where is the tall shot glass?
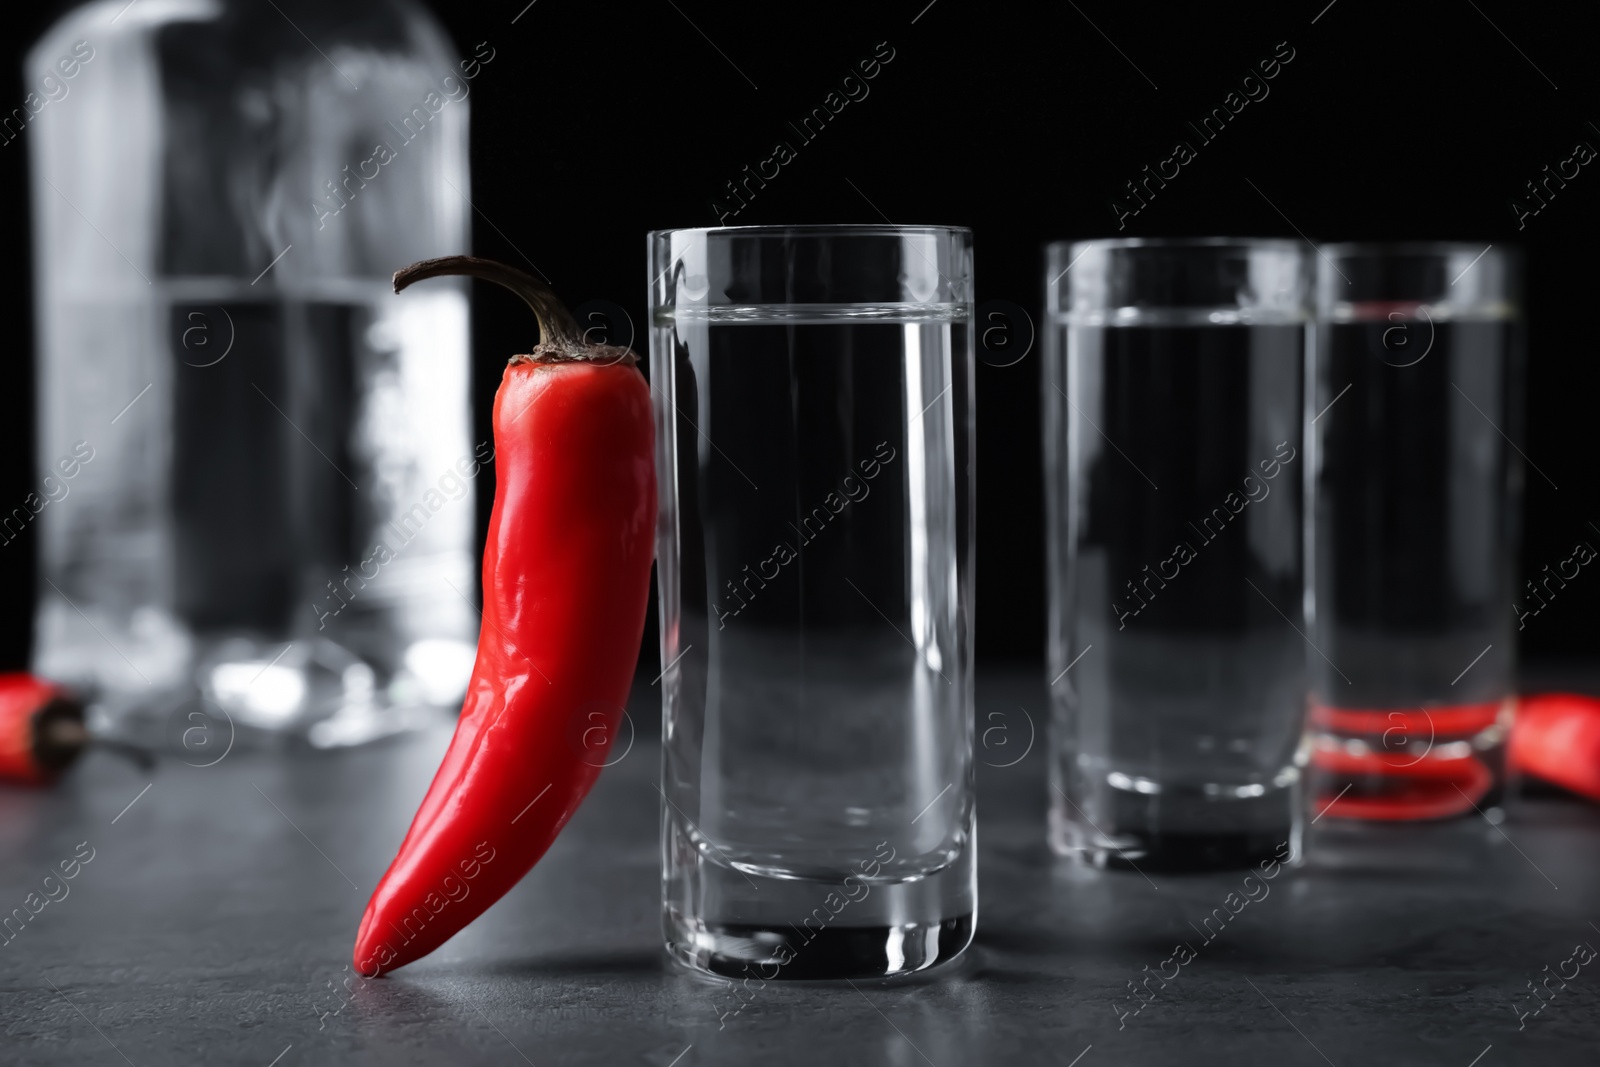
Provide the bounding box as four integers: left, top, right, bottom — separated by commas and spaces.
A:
650, 225, 976, 978
1044, 239, 1310, 871
1306, 244, 1523, 822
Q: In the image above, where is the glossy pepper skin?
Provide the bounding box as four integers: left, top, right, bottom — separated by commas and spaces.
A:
353, 257, 655, 976
1512, 693, 1600, 802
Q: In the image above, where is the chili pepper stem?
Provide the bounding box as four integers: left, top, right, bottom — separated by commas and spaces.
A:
393, 255, 634, 367
395, 255, 578, 341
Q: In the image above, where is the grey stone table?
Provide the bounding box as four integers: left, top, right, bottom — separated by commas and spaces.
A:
3, 670, 1598, 1066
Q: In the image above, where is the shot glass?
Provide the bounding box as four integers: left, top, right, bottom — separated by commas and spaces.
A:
650, 225, 976, 978
1306, 244, 1523, 821
1044, 238, 1310, 871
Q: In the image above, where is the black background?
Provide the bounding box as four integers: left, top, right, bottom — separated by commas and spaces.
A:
1, 0, 1595, 675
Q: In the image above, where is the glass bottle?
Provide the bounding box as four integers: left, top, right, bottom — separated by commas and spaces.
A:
25, 0, 482, 744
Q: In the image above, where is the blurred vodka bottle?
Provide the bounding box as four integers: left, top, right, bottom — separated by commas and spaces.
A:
25, 0, 482, 743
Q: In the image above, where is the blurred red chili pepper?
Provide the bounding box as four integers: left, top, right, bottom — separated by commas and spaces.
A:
0, 672, 87, 786
353, 256, 655, 977
1511, 693, 1600, 802
1311, 695, 1600, 819
1308, 701, 1504, 821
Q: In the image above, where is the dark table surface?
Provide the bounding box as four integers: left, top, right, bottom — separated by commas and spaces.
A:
3, 668, 1598, 1066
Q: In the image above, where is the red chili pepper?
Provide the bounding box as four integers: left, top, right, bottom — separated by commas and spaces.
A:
1307, 701, 1507, 821
1308, 702, 1503, 739
1311, 745, 1495, 820
353, 257, 655, 976
1511, 693, 1600, 802
0, 672, 88, 787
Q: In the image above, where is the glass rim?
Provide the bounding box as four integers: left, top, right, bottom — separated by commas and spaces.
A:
1316, 240, 1516, 258
1047, 236, 1303, 256
649, 223, 972, 240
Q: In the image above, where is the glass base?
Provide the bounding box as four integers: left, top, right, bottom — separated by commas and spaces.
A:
1049, 773, 1301, 872
1052, 825, 1292, 873
668, 914, 973, 980
663, 816, 977, 980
